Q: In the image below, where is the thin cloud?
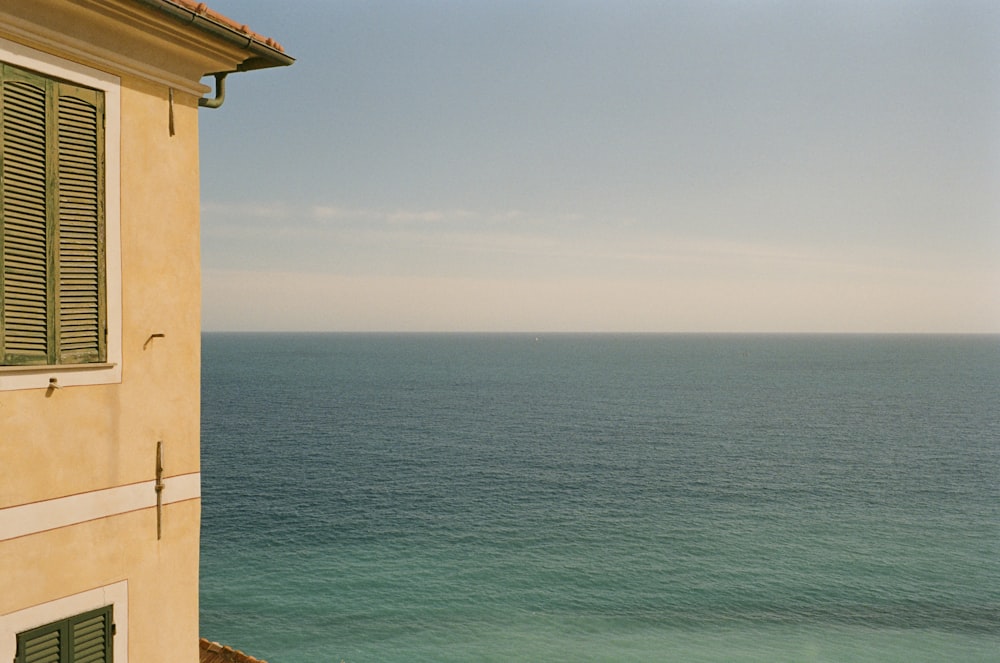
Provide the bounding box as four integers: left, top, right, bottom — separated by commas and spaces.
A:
201, 201, 293, 219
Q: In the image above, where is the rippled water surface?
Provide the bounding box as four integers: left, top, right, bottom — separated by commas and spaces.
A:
200, 334, 1000, 661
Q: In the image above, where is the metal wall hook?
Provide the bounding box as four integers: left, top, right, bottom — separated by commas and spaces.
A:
144, 333, 166, 350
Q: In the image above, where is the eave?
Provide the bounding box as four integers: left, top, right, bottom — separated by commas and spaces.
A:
0, 0, 294, 96
132, 0, 294, 71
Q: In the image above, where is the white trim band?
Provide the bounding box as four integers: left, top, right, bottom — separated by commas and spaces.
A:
0, 473, 200, 542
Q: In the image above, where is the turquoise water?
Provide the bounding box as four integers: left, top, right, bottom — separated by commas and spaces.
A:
199, 334, 1000, 662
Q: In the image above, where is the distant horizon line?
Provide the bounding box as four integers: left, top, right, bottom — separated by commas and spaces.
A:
200, 330, 1000, 336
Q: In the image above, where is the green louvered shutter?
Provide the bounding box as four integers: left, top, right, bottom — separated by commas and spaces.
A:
68, 607, 113, 663
15, 606, 113, 663
17, 624, 62, 663
54, 82, 105, 364
0, 63, 105, 366
0, 66, 50, 364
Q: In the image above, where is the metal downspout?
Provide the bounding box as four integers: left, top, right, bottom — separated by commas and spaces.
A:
198, 73, 228, 109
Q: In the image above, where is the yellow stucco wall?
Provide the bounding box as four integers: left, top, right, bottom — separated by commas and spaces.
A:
0, 76, 202, 505
0, 74, 202, 663
0, 502, 201, 663
0, 2, 264, 661
0, 81, 200, 508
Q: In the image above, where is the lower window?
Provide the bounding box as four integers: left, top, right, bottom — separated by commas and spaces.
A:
15, 605, 113, 663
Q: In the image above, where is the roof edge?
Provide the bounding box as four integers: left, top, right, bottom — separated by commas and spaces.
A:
132, 0, 294, 70
199, 638, 269, 663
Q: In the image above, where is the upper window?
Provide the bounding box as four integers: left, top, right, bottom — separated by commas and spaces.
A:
0, 39, 120, 391
1, 62, 106, 366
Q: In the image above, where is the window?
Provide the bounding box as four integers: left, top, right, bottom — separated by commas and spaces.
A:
0, 38, 120, 391
1, 62, 106, 366
15, 606, 114, 663
0, 581, 127, 663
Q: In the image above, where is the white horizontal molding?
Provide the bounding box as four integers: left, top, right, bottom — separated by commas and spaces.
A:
0, 473, 200, 542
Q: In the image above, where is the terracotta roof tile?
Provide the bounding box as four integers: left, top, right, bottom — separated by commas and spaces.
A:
199, 637, 269, 663
161, 0, 286, 53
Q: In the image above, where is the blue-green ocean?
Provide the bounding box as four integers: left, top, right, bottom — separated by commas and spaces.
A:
199, 334, 1000, 662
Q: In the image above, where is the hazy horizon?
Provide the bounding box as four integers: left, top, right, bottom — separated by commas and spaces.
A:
199, 330, 1000, 337
198, 1, 1000, 334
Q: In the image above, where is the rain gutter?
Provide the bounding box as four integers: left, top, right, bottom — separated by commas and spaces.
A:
132, 0, 294, 107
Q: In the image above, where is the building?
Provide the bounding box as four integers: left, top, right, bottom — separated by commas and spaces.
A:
0, 2, 291, 661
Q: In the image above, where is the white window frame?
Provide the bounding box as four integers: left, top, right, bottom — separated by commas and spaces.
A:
0, 581, 128, 663
0, 37, 121, 391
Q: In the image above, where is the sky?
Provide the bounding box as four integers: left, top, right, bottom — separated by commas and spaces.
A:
197, 0, 1000, 333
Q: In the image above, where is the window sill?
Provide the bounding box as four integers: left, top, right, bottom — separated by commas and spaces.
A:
0, 362, 121, 391
0, 362, 117, 374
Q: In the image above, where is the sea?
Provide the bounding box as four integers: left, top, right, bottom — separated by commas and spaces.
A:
199, 333, 1000, 662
